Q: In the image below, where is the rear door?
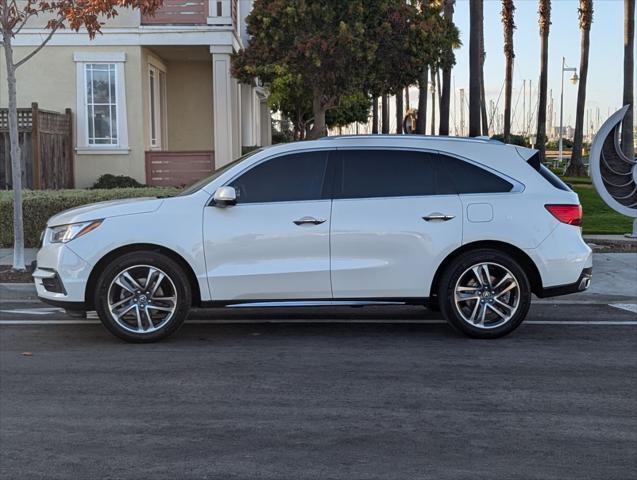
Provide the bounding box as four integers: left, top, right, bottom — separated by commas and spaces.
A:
329, 149, 463, 300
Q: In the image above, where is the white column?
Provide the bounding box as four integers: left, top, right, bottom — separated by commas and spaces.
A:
260, 99, 272, 146
211, 46, 235, 168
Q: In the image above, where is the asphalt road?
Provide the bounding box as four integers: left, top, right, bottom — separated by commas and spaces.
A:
1, 302, 636, 480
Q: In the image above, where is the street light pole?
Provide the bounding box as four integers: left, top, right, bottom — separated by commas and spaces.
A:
559, 56, 578, 164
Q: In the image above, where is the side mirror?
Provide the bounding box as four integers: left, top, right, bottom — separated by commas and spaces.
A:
212, 186, 237, 207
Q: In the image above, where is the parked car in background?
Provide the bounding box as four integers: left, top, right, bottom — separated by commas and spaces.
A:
33, 136, 592, 342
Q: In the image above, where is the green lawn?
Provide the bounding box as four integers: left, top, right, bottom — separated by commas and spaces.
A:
561, 176, 632, 235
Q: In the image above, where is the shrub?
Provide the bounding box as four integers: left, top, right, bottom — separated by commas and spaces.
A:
491, 134, 530, 147
0, 188, 180, 247
92, 174, 145, 189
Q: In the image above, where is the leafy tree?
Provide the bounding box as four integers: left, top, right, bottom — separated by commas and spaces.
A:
234, 0, 453, 139
267, 67, 370, 139
0, 0, 163, 270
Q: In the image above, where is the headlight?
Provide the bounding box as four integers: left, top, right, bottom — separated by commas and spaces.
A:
49, 220, 103, 243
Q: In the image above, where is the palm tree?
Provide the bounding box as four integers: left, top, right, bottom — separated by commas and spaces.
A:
567, 0, 594, 177
622, 0, 635, 157
536, 0, 551, 161
480, 29, 489, 136
501, 0, 515, 143
381, 94, 390, 134
396, 89, 404, 134
416, 0, 429, 134
469, 0, 483, 137
439, 0, 456, 136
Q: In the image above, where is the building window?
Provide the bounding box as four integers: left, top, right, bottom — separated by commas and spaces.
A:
85, 63, 118, 145
74, 52, 129, 154
148, 62, 167, 150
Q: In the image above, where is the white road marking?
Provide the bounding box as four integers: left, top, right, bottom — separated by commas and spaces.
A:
1, 319, 637, 326
609, 303, 637, 314
0, 307, 65, 315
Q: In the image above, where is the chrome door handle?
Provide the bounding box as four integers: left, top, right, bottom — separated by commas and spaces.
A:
293, 216, 326, 226
422, 213, 455, 222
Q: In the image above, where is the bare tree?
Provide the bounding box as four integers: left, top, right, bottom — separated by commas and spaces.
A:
567, 0, 594, 177
0, 0, 162, 271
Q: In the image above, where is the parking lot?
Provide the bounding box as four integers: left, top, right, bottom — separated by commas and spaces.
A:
1, 295, 636, 479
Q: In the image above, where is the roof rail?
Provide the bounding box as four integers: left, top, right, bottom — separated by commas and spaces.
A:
320, 134, 504, 144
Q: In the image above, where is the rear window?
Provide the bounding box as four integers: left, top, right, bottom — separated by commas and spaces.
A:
538, 165, 571, 191
435, 154, 514, 194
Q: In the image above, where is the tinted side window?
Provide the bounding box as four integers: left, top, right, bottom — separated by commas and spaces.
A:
230, 151, 328, 203
336, 150, 436, 199
435, 154, 514, 194
538, 165, 571, 191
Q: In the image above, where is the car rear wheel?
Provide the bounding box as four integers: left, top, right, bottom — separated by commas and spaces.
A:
94, 251, 191, 342
438, 249, 531, 338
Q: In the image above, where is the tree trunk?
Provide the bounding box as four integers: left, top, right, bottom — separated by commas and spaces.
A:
395, 89, 404, 134
439, 1, 455, 136
430, 68, 437, 135
622, 0, 635, 158
307, 92, 327, 139
566, 0, 593, 177
416, 68, 428, 134
381, 94, 390, 134
2, 32, 26, 271
469, 0, 482, 137
502, 0, 515, 143
372, 97, 379, 134
536, 0, 551, 162
479, 26, 489, 136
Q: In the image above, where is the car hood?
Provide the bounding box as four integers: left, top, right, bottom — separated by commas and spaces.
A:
47, 197, 163, 227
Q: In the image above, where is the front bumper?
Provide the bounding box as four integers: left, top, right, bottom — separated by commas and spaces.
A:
34, 243, 92, 307
536, 267, 592, 298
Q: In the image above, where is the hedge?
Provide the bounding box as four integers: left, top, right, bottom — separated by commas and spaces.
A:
0, 188, 180, 248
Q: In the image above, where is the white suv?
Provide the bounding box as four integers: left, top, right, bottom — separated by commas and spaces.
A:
34, 136, 592, 342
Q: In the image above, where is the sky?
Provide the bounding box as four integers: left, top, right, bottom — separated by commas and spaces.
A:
396, 0, 636, 137
453, 0, 633, 134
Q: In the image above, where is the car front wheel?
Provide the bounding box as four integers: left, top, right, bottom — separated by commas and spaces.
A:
438, 249, 531, 338
94, 251, 191, 342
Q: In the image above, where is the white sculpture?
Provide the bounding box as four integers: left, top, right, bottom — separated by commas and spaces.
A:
588, 105, 637, 238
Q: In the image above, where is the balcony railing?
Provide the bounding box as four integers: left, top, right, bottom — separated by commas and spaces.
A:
141, 0, 238, 28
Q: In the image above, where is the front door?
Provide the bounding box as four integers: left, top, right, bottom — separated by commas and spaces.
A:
203, 150, 333, 301
330, 149, 463, 299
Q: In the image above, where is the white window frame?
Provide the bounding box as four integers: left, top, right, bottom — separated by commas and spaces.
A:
74, 52, 129, 154
147, 56, 167, 151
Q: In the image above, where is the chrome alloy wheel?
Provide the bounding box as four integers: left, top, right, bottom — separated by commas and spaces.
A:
107, 265, 178, 334
453, 262, 520, 329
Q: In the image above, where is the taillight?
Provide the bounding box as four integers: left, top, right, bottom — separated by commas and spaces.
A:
545, 204, 583, 226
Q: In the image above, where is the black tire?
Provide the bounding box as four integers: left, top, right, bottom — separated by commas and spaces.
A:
438, 249, 531, 339
94, 251, 191, 342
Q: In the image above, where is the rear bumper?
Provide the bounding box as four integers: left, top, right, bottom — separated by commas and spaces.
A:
536, 267, 592, 298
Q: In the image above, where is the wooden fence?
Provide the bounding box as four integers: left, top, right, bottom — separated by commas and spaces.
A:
0, 103, 74, 189
141, 0, 208, 24
145, 151, 215, 187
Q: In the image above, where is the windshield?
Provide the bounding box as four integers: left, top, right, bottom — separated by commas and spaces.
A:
174, 148, 263, 197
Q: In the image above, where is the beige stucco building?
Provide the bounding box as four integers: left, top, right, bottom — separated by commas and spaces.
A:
0, 0, 271, 188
